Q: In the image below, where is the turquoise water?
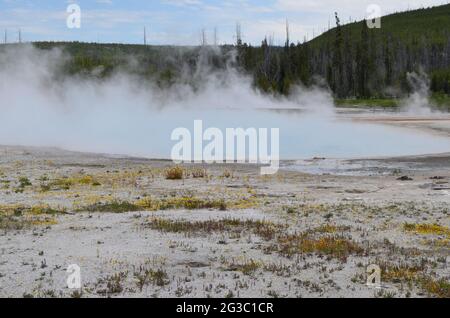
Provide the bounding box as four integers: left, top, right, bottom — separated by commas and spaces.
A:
1, 108, 450, 160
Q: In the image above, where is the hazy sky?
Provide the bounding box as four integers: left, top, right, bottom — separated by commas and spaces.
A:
0, 0, 448, 45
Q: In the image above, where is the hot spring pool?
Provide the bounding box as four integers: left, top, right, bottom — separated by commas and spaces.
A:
1, 108, 450, 161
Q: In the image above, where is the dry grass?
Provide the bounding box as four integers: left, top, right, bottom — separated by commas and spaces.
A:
313, 224, 351, 234
378, 261, 449, 298
379, 262, 423, 283
146, 217, 284, 240
404, 223, 450, 238
190, 168, 207, 178
275, 233, 364, 259
222, 170, 232, 178
423, 238, 450, 248
40, 175, 101, 192
45, 178, 72, 191
0, 214, 58, 230
0, 204, 64, 230
146, 217, 361, 260
29, 205, 65, 215
97, 272, 128, 295
136, 197, 227, 211
226, 259, 261, 275
164, 166, 184, 180
421, 277, 450, 298
0, 215, 29, 230
134, 266, 169, 290
226, 197, 259, 209
81, 201, 141, 213
31, 218, 58, 226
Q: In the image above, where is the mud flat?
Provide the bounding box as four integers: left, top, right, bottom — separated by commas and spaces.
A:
344, 112, 450, 138
0, 144, 449, 298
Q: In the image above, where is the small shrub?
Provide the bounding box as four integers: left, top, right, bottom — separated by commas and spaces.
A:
40, 184, 51, 192
421, 277, 450, 298
49, 178, 72, 190
227, 259, 261, 275
191, 168, 207, 178
97, 272, 128, 296
18, 177, 32, 188
78, 175, 94, 185
284, 206, 297, 214
380, 263, 422, 283
30, 205, 65, 215
164, 166, 184, 180
134, 267, 169, 290
222, 170, 232, 178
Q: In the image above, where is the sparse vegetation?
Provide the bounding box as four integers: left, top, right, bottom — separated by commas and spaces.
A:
380, 262, 423, 283
30, 205, 65, 215
421, 277, 450, 298
97, 272, 128, 296
134, 267, 169, 290
0, 204, 63, 230
226, 259, 261, 275
0, 215, 27, 230
136, 196, 227, 211
47, 178, 72, 191
146, 217, 283, 240
0, 214, 57, 230
82, 201, 141, 213
1, 146, 449, 298
404, 223, 450, 238
377, 261, 450, 298
275, 234, 364, 260
313, 224, 351, 234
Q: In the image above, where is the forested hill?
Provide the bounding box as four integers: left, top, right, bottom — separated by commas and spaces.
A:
311, 4, 450, 47
2, 4, 449, 100
304, 4, 450, 98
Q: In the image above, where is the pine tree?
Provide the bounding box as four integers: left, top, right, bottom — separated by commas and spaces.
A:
332, 12, 344, 97
357, 20, 370, 97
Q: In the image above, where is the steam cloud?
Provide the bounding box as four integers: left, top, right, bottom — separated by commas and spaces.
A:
401, 71, 436, 115
0, 45, 333, 158
0, 45, 448, 160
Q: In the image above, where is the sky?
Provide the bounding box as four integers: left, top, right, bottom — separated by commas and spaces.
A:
0, 0, 448, 45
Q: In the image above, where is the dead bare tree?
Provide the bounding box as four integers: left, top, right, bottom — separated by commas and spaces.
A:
235, 22, 242, 46
144, 27, 146, 45
285, 19, 290, 47
201, 28, 207, 46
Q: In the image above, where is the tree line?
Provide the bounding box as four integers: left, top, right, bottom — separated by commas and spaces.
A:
235, 7, 450, 99
11, 4, 450, 99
